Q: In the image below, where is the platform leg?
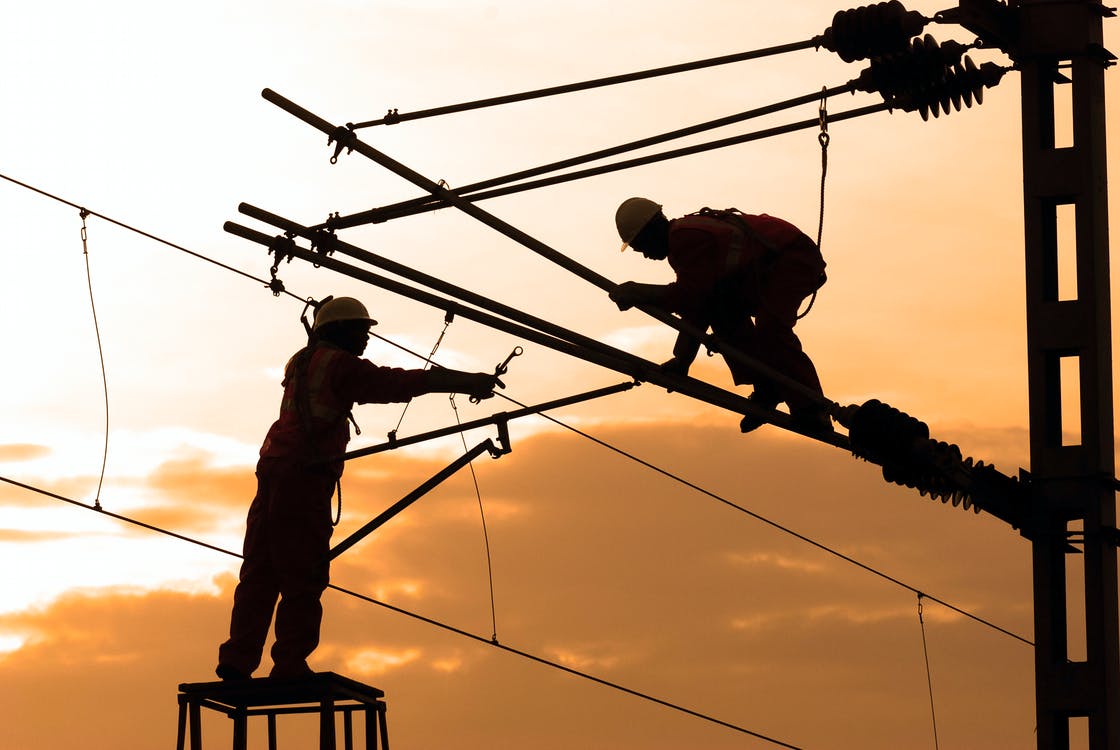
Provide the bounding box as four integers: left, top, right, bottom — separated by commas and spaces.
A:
320, 697, 336, 750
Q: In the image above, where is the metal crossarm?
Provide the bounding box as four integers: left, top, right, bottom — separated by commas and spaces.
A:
259, 88, 836, 414
337, 381, 636, 463
328, 438, 503, 562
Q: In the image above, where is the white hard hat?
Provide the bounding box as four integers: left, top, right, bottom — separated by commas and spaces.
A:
312, 296, 376, 331
615, 197, 663, 250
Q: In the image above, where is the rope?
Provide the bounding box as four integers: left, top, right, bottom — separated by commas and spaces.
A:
347, 39, 820, 129
78, 209, 109, 511
0, 473, 803, 749
917, 594, 942, 750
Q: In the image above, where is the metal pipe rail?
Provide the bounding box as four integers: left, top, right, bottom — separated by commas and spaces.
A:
328, 438, 502, 562
325, 84, 860, 230
224, 221, 852, 450
260, 88, 840, 415
338, 381, 636, 463
346, 38, 822, 129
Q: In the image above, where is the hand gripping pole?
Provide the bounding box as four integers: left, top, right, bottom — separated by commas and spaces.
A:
328, 437, 505, 563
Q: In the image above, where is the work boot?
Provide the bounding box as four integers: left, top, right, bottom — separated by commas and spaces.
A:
270, 661, 314, 680
215, 664, 250, 681
790, 406, 833, 437
739, 390, 781, 433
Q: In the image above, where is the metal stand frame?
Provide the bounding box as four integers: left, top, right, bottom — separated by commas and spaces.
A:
176, 672, 389, 750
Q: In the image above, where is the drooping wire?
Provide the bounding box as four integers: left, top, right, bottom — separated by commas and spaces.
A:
816, 86, 830, 251
449, 392, 500, 644
78, 209, 109, 511
797, 87, 830, 322
0, 473, 802, 749
384, 310, 501, 641
918, 594, 942, 750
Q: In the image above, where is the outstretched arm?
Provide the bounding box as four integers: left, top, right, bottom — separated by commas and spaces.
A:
424, 368, 504, 400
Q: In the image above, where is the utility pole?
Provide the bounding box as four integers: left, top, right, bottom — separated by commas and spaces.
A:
1017, 0, 1119, 746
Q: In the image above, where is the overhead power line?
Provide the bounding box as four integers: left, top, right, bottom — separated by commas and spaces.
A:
0, 474, 806, 749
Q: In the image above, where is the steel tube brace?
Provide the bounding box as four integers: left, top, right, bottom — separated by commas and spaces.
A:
328, 438, 503, 562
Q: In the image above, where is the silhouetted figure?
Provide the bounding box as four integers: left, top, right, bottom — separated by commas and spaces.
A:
610, 197, 830, 434
216, 297, 502, 680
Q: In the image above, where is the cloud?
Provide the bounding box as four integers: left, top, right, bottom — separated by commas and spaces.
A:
0, 529, 89, 544
0, 444, 51, 463
0, 418, 1039, 749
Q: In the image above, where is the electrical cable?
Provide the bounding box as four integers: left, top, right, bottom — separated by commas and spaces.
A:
346, 38, 821, 129
487, 390, 1035, 648
0, 172, 308, 305
0, 473, 804, 750
77, 209, 109, 511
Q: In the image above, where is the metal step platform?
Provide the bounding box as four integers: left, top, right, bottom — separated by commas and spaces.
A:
176, 671, 388, 750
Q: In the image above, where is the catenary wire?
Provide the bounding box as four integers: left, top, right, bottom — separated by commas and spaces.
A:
2, 170, 1032, 647
0, 473, 804, 750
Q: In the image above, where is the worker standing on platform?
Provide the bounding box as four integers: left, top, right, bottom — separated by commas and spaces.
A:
609, 197, 830, 434
216, 296, 502, 680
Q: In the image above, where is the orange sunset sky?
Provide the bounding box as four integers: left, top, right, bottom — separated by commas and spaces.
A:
1, 1, 1119, 748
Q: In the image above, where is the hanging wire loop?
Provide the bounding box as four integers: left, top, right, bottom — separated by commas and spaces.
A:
78, 208, 109, 511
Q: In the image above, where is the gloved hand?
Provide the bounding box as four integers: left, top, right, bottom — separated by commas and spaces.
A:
465, 372, 504, 401
609, 281, 667, 312
659, 357, 691, 378
425, 369, 505, 399
608, 281, 643, 311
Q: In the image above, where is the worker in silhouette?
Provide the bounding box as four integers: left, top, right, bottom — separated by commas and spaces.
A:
216, 296, 503, 680
609, 197, 830, 434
